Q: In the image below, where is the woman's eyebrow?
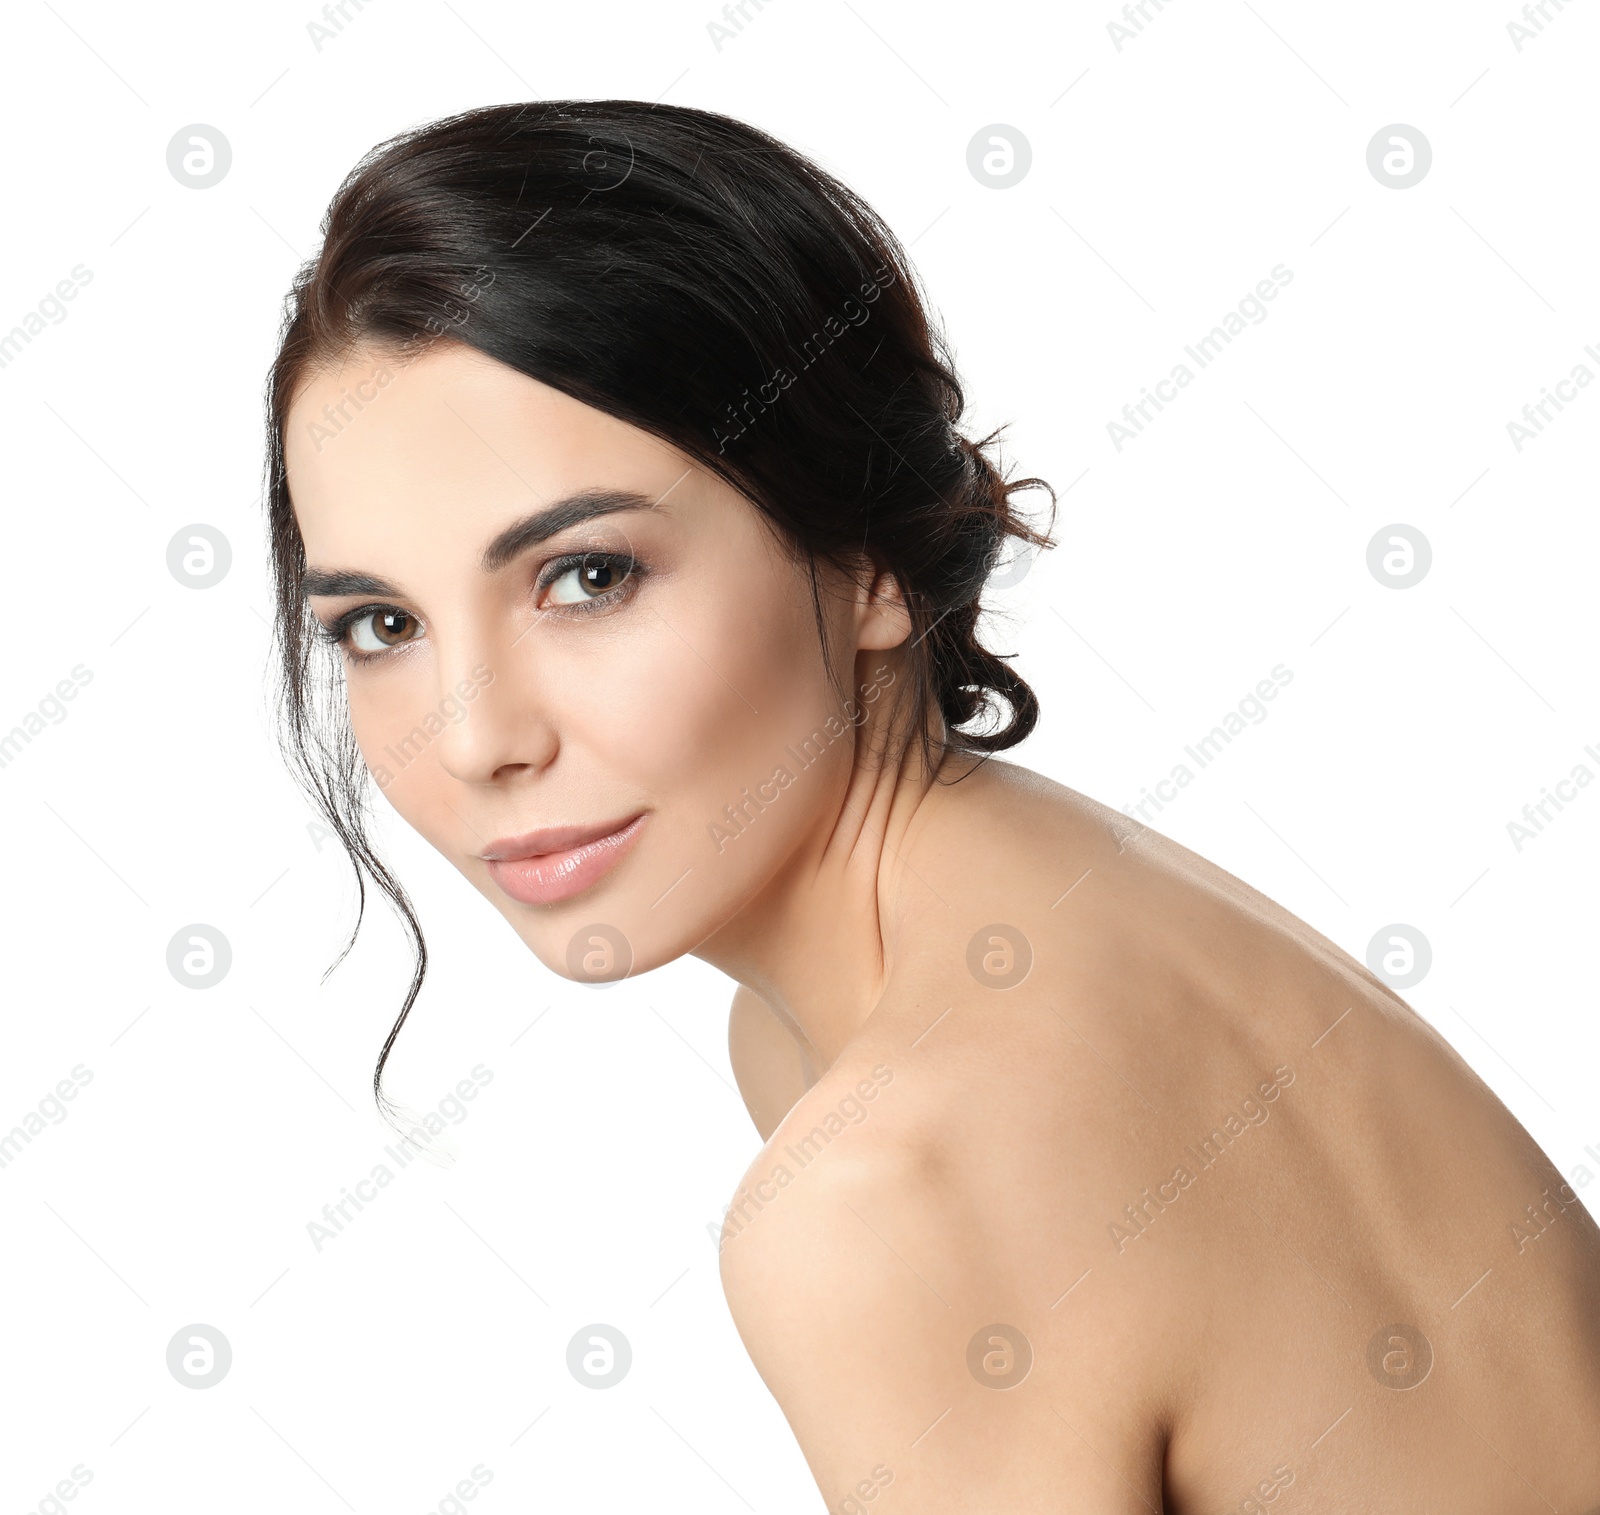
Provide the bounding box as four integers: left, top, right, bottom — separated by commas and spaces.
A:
302, 487, 663, 597
479, 487, 663, 572
302, 567, 400, 597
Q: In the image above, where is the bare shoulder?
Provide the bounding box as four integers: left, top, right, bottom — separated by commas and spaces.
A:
896, 761, 1600, 1504
718, 758, 1600, 1508
716, 1041, 1173, 1514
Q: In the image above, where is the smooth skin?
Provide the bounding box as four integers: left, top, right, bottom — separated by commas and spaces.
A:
286, 338, 1600, 1513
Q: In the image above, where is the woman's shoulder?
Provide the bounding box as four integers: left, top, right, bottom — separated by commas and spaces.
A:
720, 761, 1600, 1508
714, 997, 1177, 1511
894, 755, 1384, 1048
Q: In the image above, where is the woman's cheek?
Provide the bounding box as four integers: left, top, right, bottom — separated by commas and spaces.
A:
550, 576, 719, 757
348, 685, 397, 781
348, 682, 447, 829
613, 586, 820, 795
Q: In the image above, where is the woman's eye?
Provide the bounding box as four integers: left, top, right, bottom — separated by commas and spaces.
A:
543, 554, 635, 608
348, 608, 423, 653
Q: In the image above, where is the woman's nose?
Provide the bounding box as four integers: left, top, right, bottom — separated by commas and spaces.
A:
430, 650, 556, 786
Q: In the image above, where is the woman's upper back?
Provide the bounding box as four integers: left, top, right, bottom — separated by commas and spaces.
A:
720, 759, 1600, 1513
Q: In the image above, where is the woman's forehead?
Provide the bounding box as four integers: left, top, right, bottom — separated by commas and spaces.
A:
284, 341, 699, 546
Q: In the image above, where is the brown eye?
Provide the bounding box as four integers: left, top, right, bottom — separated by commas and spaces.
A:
543, 553, 636, 607
349, 608, 423, 653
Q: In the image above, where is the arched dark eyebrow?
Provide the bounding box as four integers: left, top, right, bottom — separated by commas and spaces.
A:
301, 488, 661, 598
479, 487, 660, 572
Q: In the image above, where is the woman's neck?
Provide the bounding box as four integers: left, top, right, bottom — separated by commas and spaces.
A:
693, 695, 987, 1073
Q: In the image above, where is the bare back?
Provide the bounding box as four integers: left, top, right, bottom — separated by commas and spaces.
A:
719, 760, 1600, 1513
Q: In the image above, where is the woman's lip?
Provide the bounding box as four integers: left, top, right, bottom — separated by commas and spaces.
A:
482, 813, 648, 906
481, 813, 647, 862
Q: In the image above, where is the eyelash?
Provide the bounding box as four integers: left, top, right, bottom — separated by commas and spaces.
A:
314, 550, 646, 665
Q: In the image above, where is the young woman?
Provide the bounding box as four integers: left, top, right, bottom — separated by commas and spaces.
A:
266, 99, 1600, 1512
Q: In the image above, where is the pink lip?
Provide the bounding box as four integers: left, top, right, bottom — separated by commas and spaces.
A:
481, 812, 648, 906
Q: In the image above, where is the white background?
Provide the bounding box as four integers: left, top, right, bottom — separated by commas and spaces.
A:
1, 1, 1596, 1511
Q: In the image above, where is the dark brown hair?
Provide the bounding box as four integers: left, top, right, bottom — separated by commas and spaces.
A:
263, 100, 1056, 1125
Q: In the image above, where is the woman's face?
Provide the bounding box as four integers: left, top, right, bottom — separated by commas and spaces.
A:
283, 338, 907, 981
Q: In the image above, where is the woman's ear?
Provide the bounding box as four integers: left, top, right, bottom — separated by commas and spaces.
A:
855, 561, 913, 651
